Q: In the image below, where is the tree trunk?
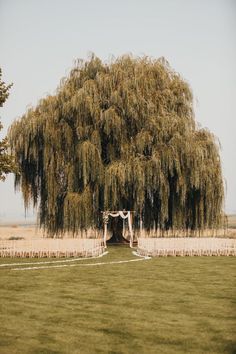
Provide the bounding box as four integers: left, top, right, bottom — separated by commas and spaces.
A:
107, 217, 129, 244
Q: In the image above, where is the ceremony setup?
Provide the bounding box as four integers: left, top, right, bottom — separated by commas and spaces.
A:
0, 54, 234, 259
1, 233, 236, 259
0, 210, 235, 258
1, 1, 236, 353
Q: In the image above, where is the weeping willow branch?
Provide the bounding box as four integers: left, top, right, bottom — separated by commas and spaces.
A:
8, 54, 224, 236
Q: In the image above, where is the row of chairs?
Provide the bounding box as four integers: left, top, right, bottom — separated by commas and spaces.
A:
0, 247, 104, 258
138, 247, 236, 257
0, 239, 105, 258
138, 237, 236, 257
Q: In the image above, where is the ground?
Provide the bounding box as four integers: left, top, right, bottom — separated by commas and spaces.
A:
0, 222, 44, 240
0, 214, 236, 240
228, 215, 236, 236
0, 245, 235, 354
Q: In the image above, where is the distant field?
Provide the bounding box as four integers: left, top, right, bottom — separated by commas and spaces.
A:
227, 215, 236, 238
228, 215, 236, 228
0, 215, 236, 241
0, 246, 235, 354
0, 224, 44, 240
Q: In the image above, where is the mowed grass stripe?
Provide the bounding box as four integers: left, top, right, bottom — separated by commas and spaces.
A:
12, 257, 150, 271
0, 251, 109, 268
0, 250, 148, 269
0, 246, 235, 354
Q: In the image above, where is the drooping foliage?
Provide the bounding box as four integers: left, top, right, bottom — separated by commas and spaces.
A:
0, 68, 15, 181
9, 54, 224, 235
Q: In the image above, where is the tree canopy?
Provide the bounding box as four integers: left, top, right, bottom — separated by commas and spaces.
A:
9, 55, 224, 236
0, 68, 15, 181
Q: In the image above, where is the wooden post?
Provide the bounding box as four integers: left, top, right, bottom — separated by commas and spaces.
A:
140, 208, 143, 238
128, 212, 134, 248
104, 222, 107, 248
103, 212, 108, 248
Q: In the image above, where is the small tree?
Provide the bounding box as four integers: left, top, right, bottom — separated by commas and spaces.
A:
0, 68, 15, 181
9, 55, 224, 237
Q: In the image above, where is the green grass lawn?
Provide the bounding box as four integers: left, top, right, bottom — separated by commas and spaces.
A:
0, 246, 235, 354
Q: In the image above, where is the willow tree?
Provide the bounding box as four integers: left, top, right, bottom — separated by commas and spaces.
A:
9, 54, 224, 238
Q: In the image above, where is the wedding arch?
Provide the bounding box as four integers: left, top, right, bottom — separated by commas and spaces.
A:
102, 211, 135, 248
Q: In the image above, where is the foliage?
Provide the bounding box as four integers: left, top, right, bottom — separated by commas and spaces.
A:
0, 68, 15, 181
9, 54, 224, 235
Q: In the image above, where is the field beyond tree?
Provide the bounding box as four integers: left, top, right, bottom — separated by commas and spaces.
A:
0, 246, 235, 354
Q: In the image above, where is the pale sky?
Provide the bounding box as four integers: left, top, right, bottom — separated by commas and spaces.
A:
0, 0, 235, 221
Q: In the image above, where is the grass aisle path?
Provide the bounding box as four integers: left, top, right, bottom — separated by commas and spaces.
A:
0, 246, 235, 354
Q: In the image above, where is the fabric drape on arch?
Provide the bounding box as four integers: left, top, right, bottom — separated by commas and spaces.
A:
102, 211, 134, 248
